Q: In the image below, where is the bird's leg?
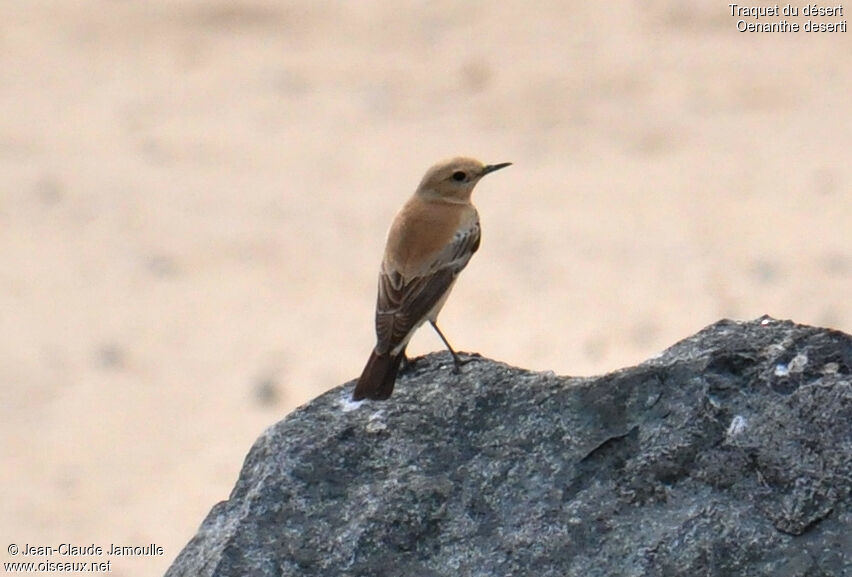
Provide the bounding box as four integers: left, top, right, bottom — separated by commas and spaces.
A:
429, 321, 473, 374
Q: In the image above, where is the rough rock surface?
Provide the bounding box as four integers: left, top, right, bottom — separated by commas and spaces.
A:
166, 317, 852, 577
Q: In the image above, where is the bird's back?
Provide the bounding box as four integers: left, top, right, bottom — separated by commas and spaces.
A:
384, 196, 477, 279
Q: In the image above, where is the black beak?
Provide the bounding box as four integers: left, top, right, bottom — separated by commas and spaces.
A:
481, 162, 512, 176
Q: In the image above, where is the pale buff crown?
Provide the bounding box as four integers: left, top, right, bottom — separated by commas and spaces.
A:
415, 157, 511, 202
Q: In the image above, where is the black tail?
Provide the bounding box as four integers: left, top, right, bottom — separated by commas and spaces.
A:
353, 350, 404, 401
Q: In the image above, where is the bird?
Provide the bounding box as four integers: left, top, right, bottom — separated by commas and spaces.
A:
352, 157, 511, 401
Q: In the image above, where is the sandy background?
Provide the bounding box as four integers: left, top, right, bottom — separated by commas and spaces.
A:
1, 1, 850, 575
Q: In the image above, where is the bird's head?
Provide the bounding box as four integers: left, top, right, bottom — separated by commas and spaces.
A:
416, 157, 511, 202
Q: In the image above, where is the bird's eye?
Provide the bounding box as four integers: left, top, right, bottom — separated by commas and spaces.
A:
452, 171, 466, 182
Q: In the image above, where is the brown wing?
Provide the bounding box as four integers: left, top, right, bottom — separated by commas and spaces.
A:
374, 221, 481, 354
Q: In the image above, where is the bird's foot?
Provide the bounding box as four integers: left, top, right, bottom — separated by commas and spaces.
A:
450, 352, 481, 374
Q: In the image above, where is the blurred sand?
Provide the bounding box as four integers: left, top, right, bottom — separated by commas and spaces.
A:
1, 1, 850, 574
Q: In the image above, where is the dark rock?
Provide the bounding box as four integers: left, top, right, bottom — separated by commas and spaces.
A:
166, 317, 852, 577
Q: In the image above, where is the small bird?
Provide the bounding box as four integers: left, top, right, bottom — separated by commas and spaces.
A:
353, 157, 511, 401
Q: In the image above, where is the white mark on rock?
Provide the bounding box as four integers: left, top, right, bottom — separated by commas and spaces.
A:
787, 353, 808, 374
365, 411, 387, 433
822, 362, 839, 375
726, 415, 747, 439
775, 353, 808, 378
340, 394, 365, 412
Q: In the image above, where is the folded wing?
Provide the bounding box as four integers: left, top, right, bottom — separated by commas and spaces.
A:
375, 221, 481, 354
